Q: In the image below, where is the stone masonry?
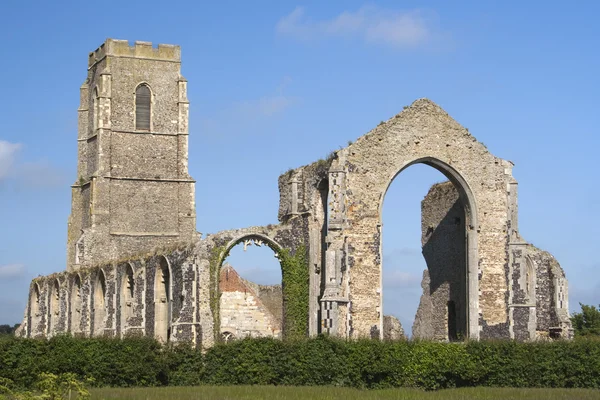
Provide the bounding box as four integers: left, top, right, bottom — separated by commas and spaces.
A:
17, 39, 572, 345
219, 264, 282, 340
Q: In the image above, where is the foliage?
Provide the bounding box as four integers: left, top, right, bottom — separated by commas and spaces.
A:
278, 245, 309, 339
208, 245, 227, 341
2, 336, 600, 390
0, 373, 91, 400
0, 325, 20, 336
209, 241, 309, 342
570, 303, 600, 337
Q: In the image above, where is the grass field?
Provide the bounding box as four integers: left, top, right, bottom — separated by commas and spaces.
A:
91, 386, 600, 400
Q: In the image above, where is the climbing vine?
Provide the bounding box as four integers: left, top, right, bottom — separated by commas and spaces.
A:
208, 245, 227, 341
208, 240, 309, 342
279, 244, 309, 339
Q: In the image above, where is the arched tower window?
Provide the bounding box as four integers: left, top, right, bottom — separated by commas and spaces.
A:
93, 87, 99, 132
135, 84, 151, 131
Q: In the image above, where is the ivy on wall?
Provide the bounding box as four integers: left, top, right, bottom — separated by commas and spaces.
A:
279, 245, 309, 339
208, 246, 226, 341
208, 240, 309, 342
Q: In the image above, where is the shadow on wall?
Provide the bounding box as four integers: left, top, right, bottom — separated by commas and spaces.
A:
417, 193, 467, 341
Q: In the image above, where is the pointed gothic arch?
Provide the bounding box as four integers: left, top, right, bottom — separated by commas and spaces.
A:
93, 270, 107, 336
135, 83, 152, 131
379, 157, 479, 339
120, 264, 135, 337
70, 275, 82, 335
154, 257, 171, 342
48, 279, 60, 335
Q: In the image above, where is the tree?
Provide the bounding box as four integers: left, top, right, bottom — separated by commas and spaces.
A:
570, 303, 600, 337
0, 324, 20, 336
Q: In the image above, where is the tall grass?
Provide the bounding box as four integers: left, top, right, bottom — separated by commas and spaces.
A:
91, 386, 600, 400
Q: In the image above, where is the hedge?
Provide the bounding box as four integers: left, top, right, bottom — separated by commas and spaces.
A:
1, 335, 599, 390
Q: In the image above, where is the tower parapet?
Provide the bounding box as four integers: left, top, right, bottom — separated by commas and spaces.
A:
88, 39, 180, 68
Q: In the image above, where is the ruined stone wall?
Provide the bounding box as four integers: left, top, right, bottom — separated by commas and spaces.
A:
415, 181, 572, 340
309, 99, 514, 339
21, 245, 207, 346
20, 40, 571, 345
219, 265, 282, 339
413, 182, 466, 340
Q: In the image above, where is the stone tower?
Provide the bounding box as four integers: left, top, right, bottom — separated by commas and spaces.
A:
66, 39, 197, 272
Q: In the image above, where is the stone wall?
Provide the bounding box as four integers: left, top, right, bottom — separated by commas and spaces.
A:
219, 265, 282, 339
66, 39, 197, 272
413, 182, 466, 340
18, 39, 571, 345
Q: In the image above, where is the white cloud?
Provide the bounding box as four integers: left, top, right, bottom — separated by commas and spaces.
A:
0, 140, 66, 189
238, 95, 294, 117
0, 140, 22, 181
383, 269, 421, 288
234, 76, 297, 119
0, 264, 26, 280
14, 160, 66, 188
276, 6, 434, 49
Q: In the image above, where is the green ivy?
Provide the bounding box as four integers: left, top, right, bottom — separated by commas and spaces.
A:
278, 245, 309, 339
208, 240, 309, 342
208, 246, 227, 342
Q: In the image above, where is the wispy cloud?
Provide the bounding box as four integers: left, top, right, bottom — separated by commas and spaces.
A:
276, 6, 438, 49
383, 269, 421, 288
0, 264, 26, 280
0, 140, 66, 189
235, 76, 296, 118
0, 140, 21, 181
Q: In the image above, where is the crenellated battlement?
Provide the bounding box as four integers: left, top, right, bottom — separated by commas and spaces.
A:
88, 39, 180, 68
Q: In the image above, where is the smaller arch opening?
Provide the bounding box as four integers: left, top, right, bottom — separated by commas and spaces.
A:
525, 257, 536, 304
70, 276, 82, 335
93, 270, 107, 336
135, 84, 151, 131
218, 234, 283, 341
154, 257, 171, 342
49, 280, 60, 335
121, 264, 135, 337
30, 283, 42, 335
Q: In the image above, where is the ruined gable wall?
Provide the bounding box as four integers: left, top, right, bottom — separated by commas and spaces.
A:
339, 99, 514, 339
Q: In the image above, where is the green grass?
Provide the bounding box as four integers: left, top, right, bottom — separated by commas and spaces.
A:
91, 386, 600, 400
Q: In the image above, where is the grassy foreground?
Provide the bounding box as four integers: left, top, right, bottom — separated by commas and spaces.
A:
91, 386, 600, 400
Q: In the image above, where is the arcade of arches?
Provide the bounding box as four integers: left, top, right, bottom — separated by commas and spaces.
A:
19, 94, 572, 346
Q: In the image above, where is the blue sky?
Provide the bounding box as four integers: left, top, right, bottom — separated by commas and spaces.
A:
0, 1, 598, 333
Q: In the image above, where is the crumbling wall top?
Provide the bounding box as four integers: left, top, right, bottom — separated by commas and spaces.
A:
88, 39, 180, 68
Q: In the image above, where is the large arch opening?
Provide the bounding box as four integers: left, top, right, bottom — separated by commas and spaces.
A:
93, 270, 107, 336
70, 275, 82, 335
216, 234, 283, 341
380, 158, 478, 341
154, 257, 171, 342
120, 264, 135, 337
48, 279, 60, 335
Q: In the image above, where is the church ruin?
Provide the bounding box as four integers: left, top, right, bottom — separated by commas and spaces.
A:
17, 39, 572, 346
